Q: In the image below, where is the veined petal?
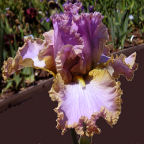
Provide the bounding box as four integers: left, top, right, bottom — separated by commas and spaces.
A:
38, 30, 56, 72
98, 52, 137, 81
2, 56, 23, 80
2, 31, 55, 80
109, 52, 138, 80
49, 69, 122, 136
73, 12, 109, 67
43, 30, 54, 45
125, 52, 136, 69
20, 38, 46, 68
63, 2, 82, 14
55, 44, 85, 83
51, 3, 109, 79
51, 4, 89, 80
51, 11, 83, 58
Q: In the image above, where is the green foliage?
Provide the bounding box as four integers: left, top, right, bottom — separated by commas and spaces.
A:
106, 4, 130, 49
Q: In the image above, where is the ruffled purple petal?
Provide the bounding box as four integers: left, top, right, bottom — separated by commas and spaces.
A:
51, 3, 89, 81
73, 12, 109, 67
19, 38, 46, 68
98, 52, 137, 81
63, 2, 82, 14
49, 69, 122, 136
55, 44, 86, 83
51, 3, 109, 80
2, 31, 55, 80
51, 4, 83, 57
109, 52, 137, 80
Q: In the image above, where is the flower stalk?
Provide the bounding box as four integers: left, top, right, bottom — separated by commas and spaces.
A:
70, 129, 79, 144
71, 129, 92, 144
79, 135, 92, 144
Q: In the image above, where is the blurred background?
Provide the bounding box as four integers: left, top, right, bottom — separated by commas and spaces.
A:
0, 0, 144, 94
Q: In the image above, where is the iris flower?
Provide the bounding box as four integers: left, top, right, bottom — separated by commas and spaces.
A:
2, 3, 137, 137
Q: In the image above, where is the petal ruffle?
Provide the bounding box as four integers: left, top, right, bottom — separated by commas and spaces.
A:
51, 4, 88, 80
63, 2, 82, 14
55, 44, 86, 83
73, 12, 109, 67
98, 52, 137, 81
51, 3, 109, 79
49, 69, 122, 136
109, 52, 137, 80
38, 30, 56, 72
2, 31, 55, 80
51, 11, 84, 58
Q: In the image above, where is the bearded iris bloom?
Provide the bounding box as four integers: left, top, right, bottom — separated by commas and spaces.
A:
2, 2, 137, 137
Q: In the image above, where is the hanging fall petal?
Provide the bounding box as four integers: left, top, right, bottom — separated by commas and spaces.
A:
109, 52, 138, 80
2, 31, 55, 80
49, 69, 122, 136
99, 52, 137, 81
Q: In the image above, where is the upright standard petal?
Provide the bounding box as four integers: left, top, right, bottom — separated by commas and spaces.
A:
51, 9, 83, 58
73, 12, 109, 67
51, 5, 88, 82
49, 69, 122, 136
2, 31, 55, 80
51, 3, 109, 81
63, 2, 82, 14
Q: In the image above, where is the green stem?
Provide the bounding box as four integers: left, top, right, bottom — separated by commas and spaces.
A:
79, 135, 92, 144
70, 129, 79, 144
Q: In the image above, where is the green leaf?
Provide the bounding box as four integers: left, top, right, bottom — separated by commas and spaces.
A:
58, 2, 64, 12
